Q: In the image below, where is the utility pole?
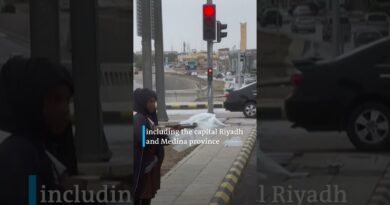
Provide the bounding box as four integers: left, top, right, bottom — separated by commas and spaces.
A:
70, 0, 111, 162
141, 0, 153, 89
30, 0, 60, 62
154, 0, 168, 121
203, 1, 216, 113
207, 38, 214, 113
332, 0, 341, 58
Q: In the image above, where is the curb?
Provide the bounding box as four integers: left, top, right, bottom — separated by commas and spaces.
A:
208, 128, 257, 205
166, 102, 224, 109
367, 162, 390, 205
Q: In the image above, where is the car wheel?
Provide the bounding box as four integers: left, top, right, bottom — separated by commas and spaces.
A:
243, 102, 257, 118
347, 102, 390, 151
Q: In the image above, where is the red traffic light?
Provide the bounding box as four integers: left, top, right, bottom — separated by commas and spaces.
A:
207, 68, 213, 75
207, 68, 213, 81
203, 4, 216, 41
203, 5, 215, 17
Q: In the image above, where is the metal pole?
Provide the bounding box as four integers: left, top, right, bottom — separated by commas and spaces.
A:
332, 0, 341, 58
207, 0, 213, 113
207, 41, 214, 113
30, 0, 60, 62
154, 0, 168, 121
70, 0, 111, 162
142, 0, 153, 89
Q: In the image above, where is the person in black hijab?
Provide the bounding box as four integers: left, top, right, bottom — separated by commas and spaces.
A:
133, 88, 168, 205
0, 57, 78, 204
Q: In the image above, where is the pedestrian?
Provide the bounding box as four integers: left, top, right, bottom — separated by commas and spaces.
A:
0, 57, 79, 204
133, 88, 169, 205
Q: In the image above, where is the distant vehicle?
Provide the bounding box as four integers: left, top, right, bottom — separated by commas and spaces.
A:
224, 82, 257, 118
185, 61, 197, 75
259, 8, 283, 27
292, 5, 312, 17
291, 17, 316, 33
354, 29, 383, 48
322, 16, 351, 41
216, 73, 225, 79
348, 10, 365, 23
365, 12, 390, 36
285, 37, 390, 151
279, 9, 293, 24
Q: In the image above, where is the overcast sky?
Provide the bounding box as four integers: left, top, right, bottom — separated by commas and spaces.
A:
133, 0, 256, 52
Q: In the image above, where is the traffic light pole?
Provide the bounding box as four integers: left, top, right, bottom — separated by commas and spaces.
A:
142, 0, 153, 89
207, 40, 214, 113
154, 0, 169, 121
206, 0, 213, 113
332, 0, 342, 58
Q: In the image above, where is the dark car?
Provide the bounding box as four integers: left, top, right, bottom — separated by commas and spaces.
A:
259, 8, 283, 27
354, 29, 383, 48
224, 82, 257, 118
285, 37, 390, 151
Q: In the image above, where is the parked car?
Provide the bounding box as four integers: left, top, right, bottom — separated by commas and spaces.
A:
365, 12, 390, 36
322, 16, 351, 41
285, 37, 390, 151
291, 17, 316, 33
292, 5, 312, 17
354, 29, 383, 48
224, 82, 257, 118
259, 8, 283, 27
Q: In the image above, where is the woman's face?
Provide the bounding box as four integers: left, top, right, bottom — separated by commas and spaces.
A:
43, 85, 71, 135
146, 97, 156, 114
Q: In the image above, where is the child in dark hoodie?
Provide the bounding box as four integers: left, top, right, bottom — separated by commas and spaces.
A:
0, 57, 78, 204
133, 88, 169, 205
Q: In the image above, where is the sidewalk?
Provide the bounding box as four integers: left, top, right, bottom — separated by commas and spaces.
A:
153, 119, 256, 205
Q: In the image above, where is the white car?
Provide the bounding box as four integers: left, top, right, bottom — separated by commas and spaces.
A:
291, 17, 316, 33
365, 12, 390, 36
293, 5, 312, 17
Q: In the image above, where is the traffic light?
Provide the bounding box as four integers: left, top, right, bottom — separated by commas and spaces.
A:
203, 4, 216, 41
216, 21, 227, 43
207, 67, 213, 81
